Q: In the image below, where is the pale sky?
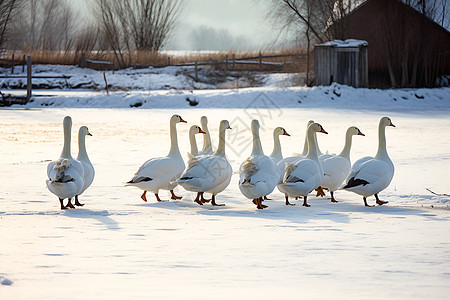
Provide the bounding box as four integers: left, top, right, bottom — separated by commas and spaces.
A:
74, 0, 283, 50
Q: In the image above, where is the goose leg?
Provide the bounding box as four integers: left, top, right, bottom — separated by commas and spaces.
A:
141, 191, 147, 202
155, 193, 168, 202
194, 192, 203, 206
363, 197, 374, 207
74, 195, 85, 206
201, 193, 211, 203
65, 198, 76, 209
59, 198, 67, 210
263, 196, 272, 200
302, 196, 310, 207
256, 197, 267, 209
285, 195, 295, 206
252, 198, 258, 205
211, 194, 225, 206
170, 190, 182, 200
315, 186, 326, 197
375, 194, 388, 206
330, 191, 338, 203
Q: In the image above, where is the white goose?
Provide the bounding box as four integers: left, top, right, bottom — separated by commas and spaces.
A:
188, 125, 206, 156
46, 116, 85, 210
276, 120, 314, 205
278, 123, 328, 207
126, 114, 187, 202
342, 117, 395, 206
239, 120, 278, 209
177, 120, 233, 206
199, 116, 214, 155
75, 126, 95, 206
318, 126, 365, 203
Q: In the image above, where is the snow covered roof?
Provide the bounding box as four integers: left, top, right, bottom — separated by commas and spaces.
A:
317, 39, 368, 48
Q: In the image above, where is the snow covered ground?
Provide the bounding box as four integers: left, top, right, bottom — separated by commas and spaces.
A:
1, 72, 450, 299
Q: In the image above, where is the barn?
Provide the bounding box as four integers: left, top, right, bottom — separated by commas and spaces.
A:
320, 0, 450, 88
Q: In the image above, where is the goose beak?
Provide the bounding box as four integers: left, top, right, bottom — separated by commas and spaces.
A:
227, 125, 232, 129
199, 129, 206, 134
88, 132, 92, 136
389, 122, 396, 127
358, 130, 365, 136
284, 131, 291, 136
180, 118, 187, 123
320, 128, 328, 134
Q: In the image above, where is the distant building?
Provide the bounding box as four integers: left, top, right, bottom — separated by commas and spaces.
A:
320, 0, 450, 88
315, 39, 369, 88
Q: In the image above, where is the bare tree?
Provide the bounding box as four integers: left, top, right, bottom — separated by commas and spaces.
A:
91, 0, 184, 68
0, 0, 22, 50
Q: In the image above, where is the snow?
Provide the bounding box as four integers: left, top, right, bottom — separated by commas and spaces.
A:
1, 66, 450, 299
319, 39, 368, 48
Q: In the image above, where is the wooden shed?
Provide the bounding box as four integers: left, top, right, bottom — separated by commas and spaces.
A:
315, 39, 368, 88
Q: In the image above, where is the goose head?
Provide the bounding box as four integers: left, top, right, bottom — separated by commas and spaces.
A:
171, 114, 187, 124
79, 126, 92, 137
380, 116, 395, 128
347, 126, 365, 137
274, 127, 290, 137
251, 119, 260, 132
63, 116, 72, 129
309, 123, 328, 135
220, 120, 232, 131
190, 125, 206, 135
200, 116, 208, 129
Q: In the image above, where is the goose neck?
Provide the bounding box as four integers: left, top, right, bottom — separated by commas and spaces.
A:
202, 126, 212, 153
339, 131, 353, 159
251, 127, 264, 156
214, 126, 227, 156
270, 132, 282, 158
61, 121, 72, 159
189, 130, 199, 156
78, 132, 88, 160
305, 129, 319, 160
375, 123, 388, 158
168, 121, 181, 157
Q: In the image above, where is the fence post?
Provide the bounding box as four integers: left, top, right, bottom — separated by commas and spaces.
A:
225, 54, 228, 73
103, 72, 109, 95
259, 51, 262, 71
22, 55, 25, 72
195, 61, 198, 81
232, 53, 235, 69
167, 56, 171, 66
26, 56, 32, 102
11, 54, 14, 74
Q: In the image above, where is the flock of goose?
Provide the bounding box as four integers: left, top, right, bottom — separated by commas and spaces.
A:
46, 114, 395, 210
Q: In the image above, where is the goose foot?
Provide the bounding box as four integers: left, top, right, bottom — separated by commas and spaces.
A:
59, 198, 67, 210
194, 193, 203, 206
141, 191, 147, 202
252, 198, 257, 205
65, 198, 76, 209
201, 193, 211, 203
330, 192, 338, 203
256, 197, 267, 209
170, 190, 182, 200
74, 195, 84, 206
302, 196, 310, 207
211, 195, 225, 206
315, 186, 326, 197
155, 193, 168, 202
285, 196, 295, 206
363, 197, 374, 207
375, 194, 388, 206
263, 196, 272, 200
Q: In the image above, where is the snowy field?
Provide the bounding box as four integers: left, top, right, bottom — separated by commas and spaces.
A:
1, 86, 450, 299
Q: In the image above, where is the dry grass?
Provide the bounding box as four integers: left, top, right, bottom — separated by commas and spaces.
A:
0, 47, 310, 73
